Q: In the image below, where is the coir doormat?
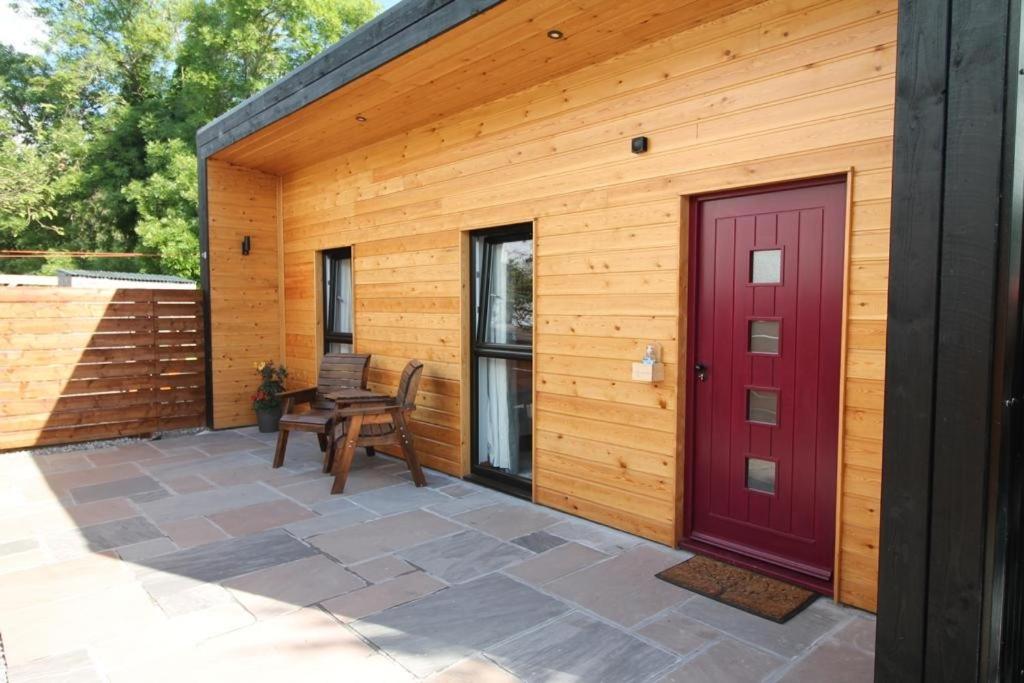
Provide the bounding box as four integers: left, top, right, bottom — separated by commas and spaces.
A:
656, 555, 817, 623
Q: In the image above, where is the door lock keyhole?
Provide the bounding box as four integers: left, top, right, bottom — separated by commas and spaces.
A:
695, 363, 708, 382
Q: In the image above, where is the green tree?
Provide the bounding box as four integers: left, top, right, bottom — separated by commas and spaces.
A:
164, 0, 377, 140
0, 0, 377, 277
124, 139, 199, 278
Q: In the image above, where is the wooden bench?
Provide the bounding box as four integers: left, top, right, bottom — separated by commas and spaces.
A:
329, 359, 427, 494
272, 353, 371, 472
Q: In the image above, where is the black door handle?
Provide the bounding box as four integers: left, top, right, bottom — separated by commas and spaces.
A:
695, 363, 707, 382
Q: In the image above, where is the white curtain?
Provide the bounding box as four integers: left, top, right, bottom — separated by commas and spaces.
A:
479, 246, 519, 472
329, 256, 353, 352
479, 359, 515, 471
334, 257, 353, 335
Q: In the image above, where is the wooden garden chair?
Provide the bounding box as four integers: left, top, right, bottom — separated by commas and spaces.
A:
329, 359, 427, 494
272, 353, 371, 472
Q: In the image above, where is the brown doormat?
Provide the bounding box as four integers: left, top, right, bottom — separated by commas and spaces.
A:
656, 555, 816, 623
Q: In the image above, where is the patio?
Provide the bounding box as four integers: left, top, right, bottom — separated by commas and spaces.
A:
0, 429, 874, 682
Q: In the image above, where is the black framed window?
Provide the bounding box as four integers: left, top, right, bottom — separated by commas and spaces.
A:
470, 224, 534, 492
323, 248, 353, 353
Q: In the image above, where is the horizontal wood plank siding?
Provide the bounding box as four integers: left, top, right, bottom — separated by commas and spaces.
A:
0, 287, 205, 449
207, 160, 282, 428
209, 0, 895, 610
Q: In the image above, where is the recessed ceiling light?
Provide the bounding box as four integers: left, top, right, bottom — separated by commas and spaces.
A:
355, 115, 367, 123
547, 29, 564, 40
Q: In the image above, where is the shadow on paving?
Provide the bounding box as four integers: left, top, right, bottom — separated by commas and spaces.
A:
0, 428, 876, 682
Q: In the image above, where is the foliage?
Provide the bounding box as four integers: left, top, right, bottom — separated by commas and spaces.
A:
0, 0, 378, 277
124, 139, 200, 279
252, 360, 288, 411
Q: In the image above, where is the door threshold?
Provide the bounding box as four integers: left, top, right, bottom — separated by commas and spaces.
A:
679, 537, 834, 597
463, 473, 531, 502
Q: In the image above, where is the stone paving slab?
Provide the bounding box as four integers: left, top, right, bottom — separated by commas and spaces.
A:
69, 475, 163, 504
351, 573, 570, 677
636, 609, 722, 656
510, 530, 566, 554
322, 571, 447, 624
659, 637, 788, 682
490, 611, 677, 682
348, 482, 451, 515
224, 555, 365, 619
206, 499, 314, 536
503, 542, 609, 586
676, 595, 848, 658
48, 515, 163, 554
453, 502, 560, 540
45, 463, 144, 495
545, 545, 693, 626
141, 529, 318, 588
140, 483, 282, 523
310, 510, 460, 564
159, 517, 229, 548
349, 554, 417, 582
0, 428, 876, 682
397, 529, 531, 584
425, 656, 520, 683
282, 507, 377, 538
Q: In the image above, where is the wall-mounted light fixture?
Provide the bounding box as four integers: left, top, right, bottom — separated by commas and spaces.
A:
355, 115, 367, 123
547, 29, 564, 40
241, 235, 251, 256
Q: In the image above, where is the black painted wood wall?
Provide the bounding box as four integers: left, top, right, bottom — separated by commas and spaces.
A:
877, 0, 1024, 680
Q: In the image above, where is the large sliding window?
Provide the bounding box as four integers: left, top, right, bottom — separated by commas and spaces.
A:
323, 248, 354, 353
471, 224, 533, 492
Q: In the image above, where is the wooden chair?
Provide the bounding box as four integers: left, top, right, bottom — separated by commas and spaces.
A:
330, 359, 427, 494
272, 353, 371, 472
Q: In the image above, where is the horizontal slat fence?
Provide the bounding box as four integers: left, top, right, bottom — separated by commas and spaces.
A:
0, 287, 206, 450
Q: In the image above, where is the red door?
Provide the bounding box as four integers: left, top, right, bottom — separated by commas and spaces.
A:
688, 179, 846, 582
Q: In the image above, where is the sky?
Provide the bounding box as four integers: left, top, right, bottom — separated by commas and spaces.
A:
0, 3, 47, 55
0, 1, 404, 55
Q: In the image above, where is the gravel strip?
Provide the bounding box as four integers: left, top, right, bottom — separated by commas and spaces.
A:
4, 428, 203, 458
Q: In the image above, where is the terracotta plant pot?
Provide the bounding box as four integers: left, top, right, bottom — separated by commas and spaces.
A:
255, 405, 282, 433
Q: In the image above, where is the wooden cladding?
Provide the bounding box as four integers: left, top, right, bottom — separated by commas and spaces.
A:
207, 159, 283, 428
206, 0, 895, 611
0, 287, 205, 451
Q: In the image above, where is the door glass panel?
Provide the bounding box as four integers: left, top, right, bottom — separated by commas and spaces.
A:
323, 248, 354, 352
750, 249, 782, 284
475, 357, 533, 480
746, 457, 776, 493
749, 320, 780, 354
481, 239, 533, 346
747, 389, 778, 425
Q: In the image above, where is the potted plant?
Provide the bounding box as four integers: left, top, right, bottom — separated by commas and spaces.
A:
252, 360, 288, 432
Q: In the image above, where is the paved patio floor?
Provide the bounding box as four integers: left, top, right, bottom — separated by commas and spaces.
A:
0, 428, 875, 682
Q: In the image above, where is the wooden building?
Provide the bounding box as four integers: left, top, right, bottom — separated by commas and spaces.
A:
199, 0, 898, 613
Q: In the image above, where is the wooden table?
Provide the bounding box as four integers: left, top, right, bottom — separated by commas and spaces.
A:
324, 388, 391, 405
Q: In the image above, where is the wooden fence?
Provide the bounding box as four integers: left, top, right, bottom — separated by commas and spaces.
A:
0, 286, 206, 450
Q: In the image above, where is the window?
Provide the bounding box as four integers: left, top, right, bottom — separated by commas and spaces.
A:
746, 457, 777, 494
749, 320, 781, 354
747, 388, 779, 425
323, 248, 353, 353
750, 248, 782, 284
